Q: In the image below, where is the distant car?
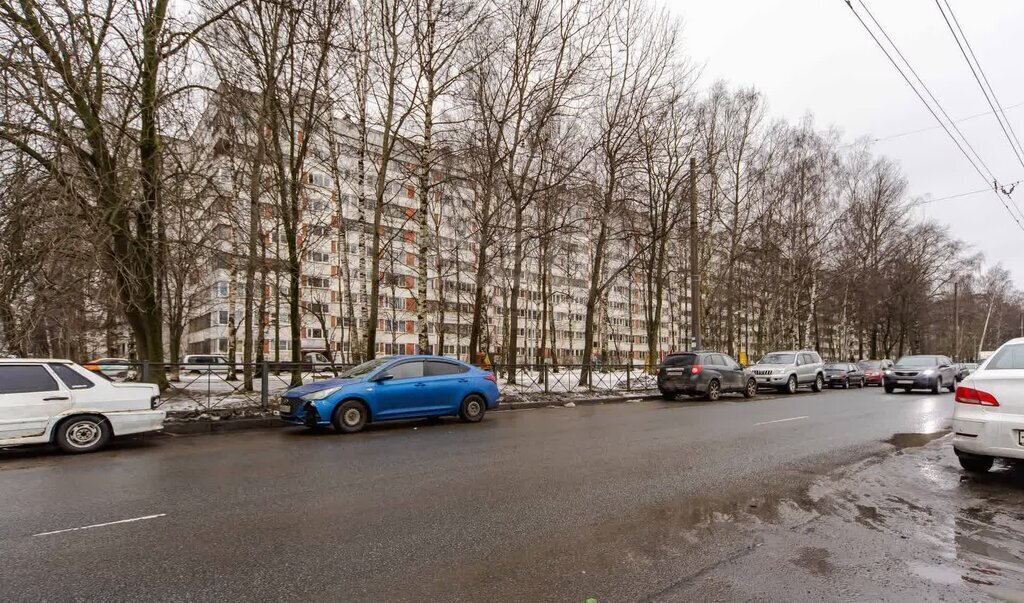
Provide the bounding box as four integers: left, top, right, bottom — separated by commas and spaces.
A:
657, 351, 757, 401
857, 359, 893, 386
181, 354, 231, 374
0, 359, 164, 453
82, 357, 133, 379
255, 351, 337, 377
824, 362, 866, 389
955, 363, 979, 382
883, 355, 957, 394
279, 356, 499, 433
751, 350, 825, 394
953, 338, 1024, 473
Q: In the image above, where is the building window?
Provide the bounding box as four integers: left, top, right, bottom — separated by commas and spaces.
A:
305, 327, 324, 339
306, 251, 330, 263
215, 281, 229, 298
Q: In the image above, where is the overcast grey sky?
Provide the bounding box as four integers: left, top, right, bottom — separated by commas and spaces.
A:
670, 0, 1024, 285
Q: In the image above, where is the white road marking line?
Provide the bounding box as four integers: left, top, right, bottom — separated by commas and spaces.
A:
34, 514, 166, 537
754, 415, 809, 426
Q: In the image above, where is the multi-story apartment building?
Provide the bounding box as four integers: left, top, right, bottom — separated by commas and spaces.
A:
181, 90, 691, 366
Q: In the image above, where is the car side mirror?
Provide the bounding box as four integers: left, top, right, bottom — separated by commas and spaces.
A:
373, 372, 394, 383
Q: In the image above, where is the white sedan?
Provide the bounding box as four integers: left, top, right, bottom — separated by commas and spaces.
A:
953, 338, 1024, 472
0, 359, 165, 453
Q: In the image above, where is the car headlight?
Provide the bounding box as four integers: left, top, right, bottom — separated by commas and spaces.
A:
922, 369, 935, 376
301, 386, 342, 401
884, 369, 892, 375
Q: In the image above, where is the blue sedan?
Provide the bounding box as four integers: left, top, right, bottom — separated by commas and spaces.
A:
278, 356, 501, 433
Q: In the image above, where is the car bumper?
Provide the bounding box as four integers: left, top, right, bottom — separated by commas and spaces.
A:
105, 409, 165, 436
658, 375, 706, 395
826, 376, 849, 386
864, 374, 883, 384
278, 398, 330, 427
754, 375, 788, 387
953, 407, 1024, 460
883, 375, 937, 390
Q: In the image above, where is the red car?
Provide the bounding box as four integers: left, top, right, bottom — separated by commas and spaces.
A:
858, 359, 893, 386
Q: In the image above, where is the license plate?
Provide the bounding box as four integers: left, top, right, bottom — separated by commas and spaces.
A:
897, 380, 912, 385
278, 403, 291, 414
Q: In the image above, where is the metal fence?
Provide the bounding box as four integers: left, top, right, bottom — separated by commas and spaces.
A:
95, 360, 658, 412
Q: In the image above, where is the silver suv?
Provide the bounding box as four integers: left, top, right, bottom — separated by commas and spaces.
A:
751, 350, 825, 394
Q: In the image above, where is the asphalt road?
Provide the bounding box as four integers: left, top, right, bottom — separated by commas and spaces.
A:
0, 385, 957, 601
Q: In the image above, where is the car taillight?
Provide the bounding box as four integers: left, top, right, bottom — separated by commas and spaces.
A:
484, 374, 497, 383
691, 365, 702, 375
955, 386, 999, 407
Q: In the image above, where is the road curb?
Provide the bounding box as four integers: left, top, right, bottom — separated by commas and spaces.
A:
160, 392, 664, 434
497, 393, 661, 411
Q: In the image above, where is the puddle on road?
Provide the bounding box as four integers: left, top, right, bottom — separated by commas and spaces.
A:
885, 431, 950, 449
791, 546, 834, 576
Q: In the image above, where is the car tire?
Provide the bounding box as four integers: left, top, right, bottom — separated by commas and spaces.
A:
884, 384, 895, 394
958, 455, 993, 473
931, 378, 941, 395
661, 391, 677, 401
858, 378, 865, 388
332, 400, 368, 433
783, 375, 798, 394
843, 378, 850, 389
947, 379, 957, 393
459, 394, 487, 422
706, 379, 721, 401
55, 416, 111, 454
811, 374, 824, 393
743, 378, 757, 399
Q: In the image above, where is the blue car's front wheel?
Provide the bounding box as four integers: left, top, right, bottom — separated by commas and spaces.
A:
332, 400, 368, 433
459, 395, 486, 423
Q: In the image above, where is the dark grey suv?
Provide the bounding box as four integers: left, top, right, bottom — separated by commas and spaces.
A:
657, 352, 757, 401
883, 355, 958, 394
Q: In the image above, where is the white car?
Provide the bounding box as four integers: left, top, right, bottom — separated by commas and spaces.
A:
0, 359, 165, 453
181, 354, 231, 374
953, 338, 1024, 472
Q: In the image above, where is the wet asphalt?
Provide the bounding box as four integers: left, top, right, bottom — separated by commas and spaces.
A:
0, 385, 1016, 601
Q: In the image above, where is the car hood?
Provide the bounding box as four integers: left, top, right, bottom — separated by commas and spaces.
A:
284, 378, 360, 397
825, 369, 848, 374
752, 364, 791, 370
892, 365, 937, 371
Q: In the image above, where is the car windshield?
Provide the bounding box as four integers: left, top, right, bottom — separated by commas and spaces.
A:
340, 357, 393, 378
859, 360, 881, 369
662, 354, 696, 367
759, 353, 795, 365
895, 356, 938, 367
824, 363, 847, 370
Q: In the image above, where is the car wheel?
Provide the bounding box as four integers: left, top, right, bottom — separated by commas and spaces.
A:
332, 400, 368, 433
931, 377, 941, 395
884, 384, 895, 394
661, 391, 678, 401
947, 378, 957, 393
958, 455, 993, 474
843, 378, 850, 389
706, 379, 721, 401
858, 377, 865, 388
459, 394, 487, 422
55, 416, 111, 454
784, 375, 798, 394
743, 378, 757, 399
811, 374, 824, 393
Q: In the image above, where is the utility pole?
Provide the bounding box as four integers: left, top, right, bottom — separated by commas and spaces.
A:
953, 281, 959, 361
689, 157, 701, 351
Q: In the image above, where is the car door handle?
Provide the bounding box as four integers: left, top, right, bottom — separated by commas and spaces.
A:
44, 396, 70, 401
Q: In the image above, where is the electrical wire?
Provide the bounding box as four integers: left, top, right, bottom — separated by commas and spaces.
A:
843, 0, 1024, 232
916, 179, 1024, 206
935, 0, 1024, 167
839, 100, 1024, 148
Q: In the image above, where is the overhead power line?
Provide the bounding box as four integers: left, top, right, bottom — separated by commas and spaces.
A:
843, 0, 1024, 232
842, 101, 1024, 147
916, 179, 1024, 206
935, 0, 1024, 169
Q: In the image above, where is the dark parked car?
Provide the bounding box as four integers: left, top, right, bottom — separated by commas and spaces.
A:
657, 352, 757, 401
883, 355, 958, 394
824, 362, 865, 388
955, 362, 979, 382
857, 359, 893, 386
